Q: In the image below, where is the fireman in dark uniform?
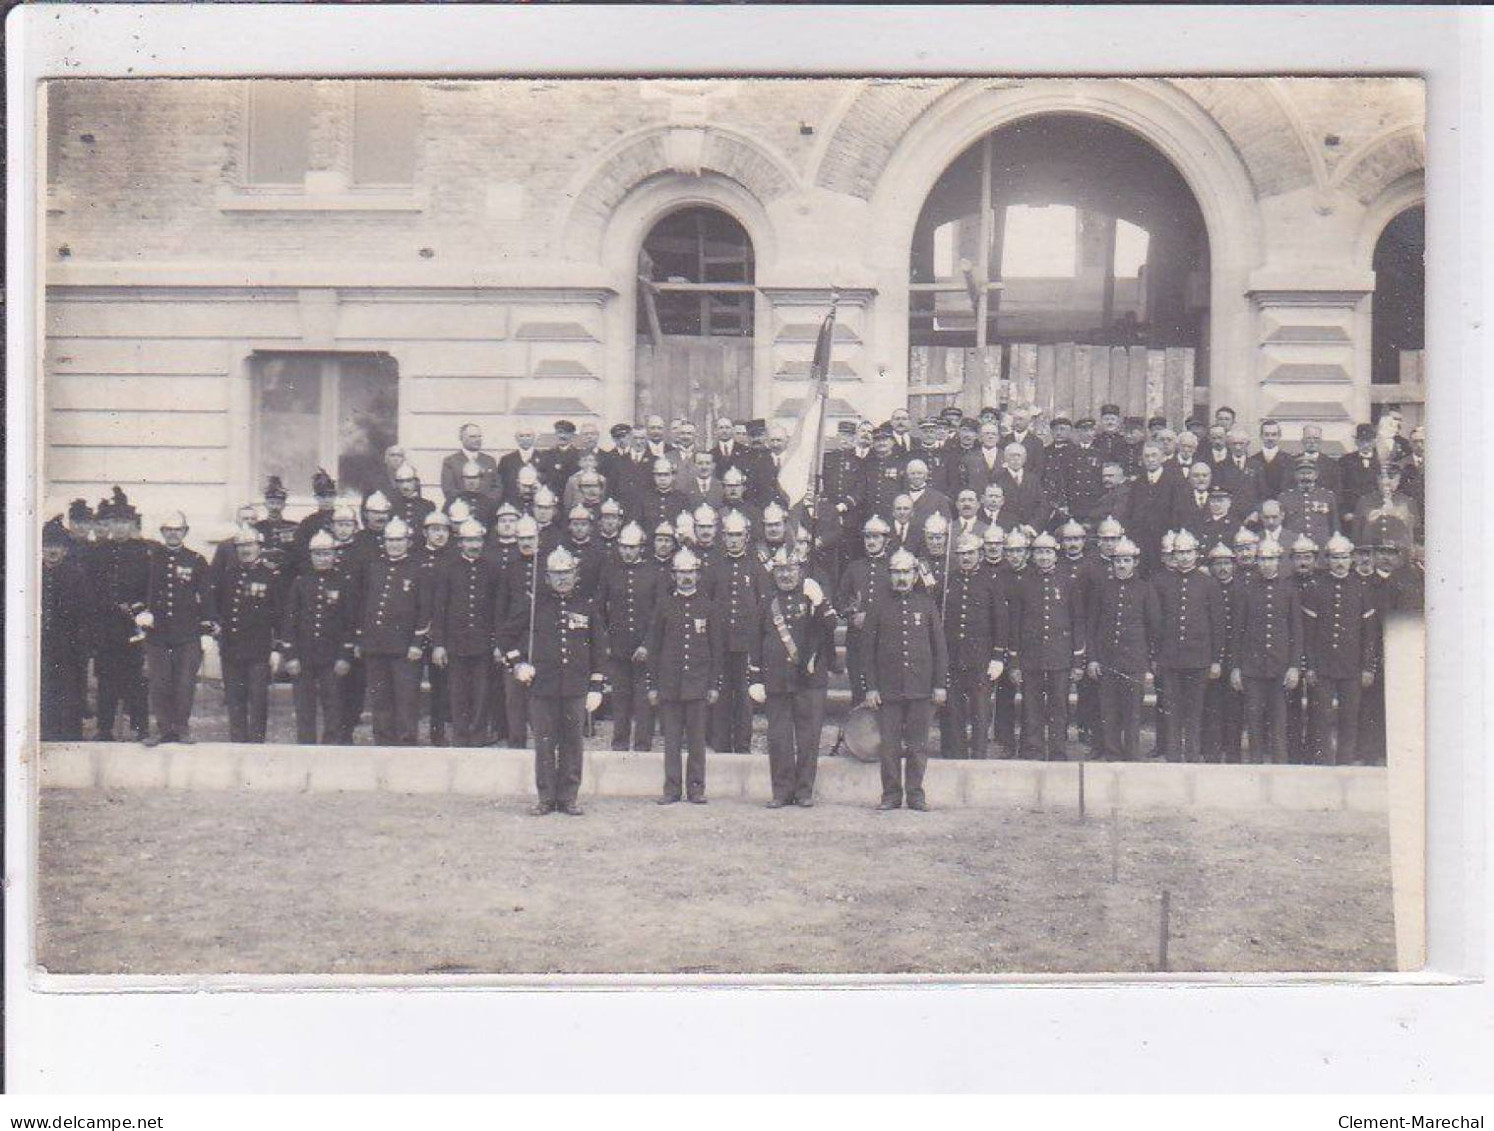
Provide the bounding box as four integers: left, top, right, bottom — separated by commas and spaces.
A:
647, 547, 722, 805
89, 488, 151, 741
1285, 533, 1319, 761
1009, 532, 1085, 761
139, 510, 216, 746
747, 547, 837, 807
992, 527, 1031, 755
1150, 529, 1225, 763
1303, 533, 1379, 765
431, 518, 501, 748
707, 509, 770, 752
836, 516, 894, 708
415, 510, 455, 744
356, 517, 432, 746
41, 516, 89, 740
1065, 418, 1108, 526
1231, 537, 1304, 765
939, 531, 1008, 760
861, 548, 947, 810
863, 426, 907, 525
214, 525, 282, 743
1201, 543, 1246, 762
292, 468, 340, 564
511, 545, 607, 815
598, 522, 659, 752
280, 529, 357, 744
1085, 537, 1159, 761
918, 511, 952, 607
391, 462, 436, 545
496, 515, 542, 748
255, 475, 300, 584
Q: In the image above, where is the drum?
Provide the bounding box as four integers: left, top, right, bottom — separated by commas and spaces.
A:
840, 702, 882, 763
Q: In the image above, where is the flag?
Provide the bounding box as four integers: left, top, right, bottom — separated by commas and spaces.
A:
777, 304, 836, 506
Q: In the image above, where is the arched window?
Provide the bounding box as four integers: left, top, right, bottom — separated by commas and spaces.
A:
637, 206, 755, 339
634, 206, 756, 433
910, 115, 1210, 379
1371, 205, 1424, 388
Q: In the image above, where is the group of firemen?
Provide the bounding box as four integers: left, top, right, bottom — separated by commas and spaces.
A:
39, 402, 1425, 813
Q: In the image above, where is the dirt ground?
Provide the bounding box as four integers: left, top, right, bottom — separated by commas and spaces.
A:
37, 790, 1395, 976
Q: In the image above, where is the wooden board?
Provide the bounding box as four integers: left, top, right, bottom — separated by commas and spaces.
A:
1127, 346, 1148, 419
1035, 345, 1056, 417
1163, 348, 1190, 428
1072, 345, 1092, 420
1088, 346, 1110, 418
1145, 348, 1166, 420
634, 336, 754, 436
1055, 342, 1076, 419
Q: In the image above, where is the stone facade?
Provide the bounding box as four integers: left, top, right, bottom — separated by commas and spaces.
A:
41, 77, 1425, 533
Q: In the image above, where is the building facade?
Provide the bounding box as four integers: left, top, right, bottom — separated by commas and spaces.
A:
41, 77, 1425, 533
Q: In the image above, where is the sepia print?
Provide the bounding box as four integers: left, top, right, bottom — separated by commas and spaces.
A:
33, 76, 1426, 977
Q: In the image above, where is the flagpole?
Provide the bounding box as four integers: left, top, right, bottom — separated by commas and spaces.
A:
805, 290, 838, 565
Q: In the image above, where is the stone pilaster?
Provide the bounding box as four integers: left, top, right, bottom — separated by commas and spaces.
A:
1247, 280, 1373, 446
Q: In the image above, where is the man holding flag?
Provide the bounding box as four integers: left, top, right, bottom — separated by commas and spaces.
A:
773, 293, 838, 513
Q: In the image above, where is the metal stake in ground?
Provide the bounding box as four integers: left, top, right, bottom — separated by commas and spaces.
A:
1158, 889, 1172, 972
1078, 760, 1086, 821
1109, 805, 1120, 884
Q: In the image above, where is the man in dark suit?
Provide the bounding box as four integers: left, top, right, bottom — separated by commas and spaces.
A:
682, 449, 726, 512
1001, 405, 1046, 479
1203, 423, 1231, 470
903, 458, 952, 545
1214, 428, 1265, 520
1094, 462, 1132, 531
1173, 461, 1216, 541
709, 415, 749, 482
963, 422, 1007, 499
1337, 424, 1383, 532
1127, 441, 1183, 572
440, 423, 502, 503
1295, 424, 1340, 496
496, 426, 542, 502
1246, 418, 1292, 502
995, 443, 1048, 531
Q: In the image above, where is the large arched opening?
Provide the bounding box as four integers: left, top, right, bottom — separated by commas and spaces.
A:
1369, 203, 1425, 430
907, 114, 1210, 419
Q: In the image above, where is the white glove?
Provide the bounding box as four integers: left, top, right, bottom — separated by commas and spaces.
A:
514, 662, 536, 685
585, 690, 603, 714
748, 683, 767, 705
431, 646, 449, 668
987, 660, 1005, 682
802, 578, 824, 607
268, 651, 281, 675
134, 610, 154, 629
284, 658, 302, 677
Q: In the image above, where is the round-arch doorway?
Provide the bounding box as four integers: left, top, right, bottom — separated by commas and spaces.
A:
634, 205, 756, 441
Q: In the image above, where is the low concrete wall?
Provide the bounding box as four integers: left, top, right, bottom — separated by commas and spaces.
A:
37, 743, 1387, 813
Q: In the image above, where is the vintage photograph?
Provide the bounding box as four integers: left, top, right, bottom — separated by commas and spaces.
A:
31, 75, 1426, 977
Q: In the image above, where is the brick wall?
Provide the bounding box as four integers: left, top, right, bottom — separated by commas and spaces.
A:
41, 77, 1425, 532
